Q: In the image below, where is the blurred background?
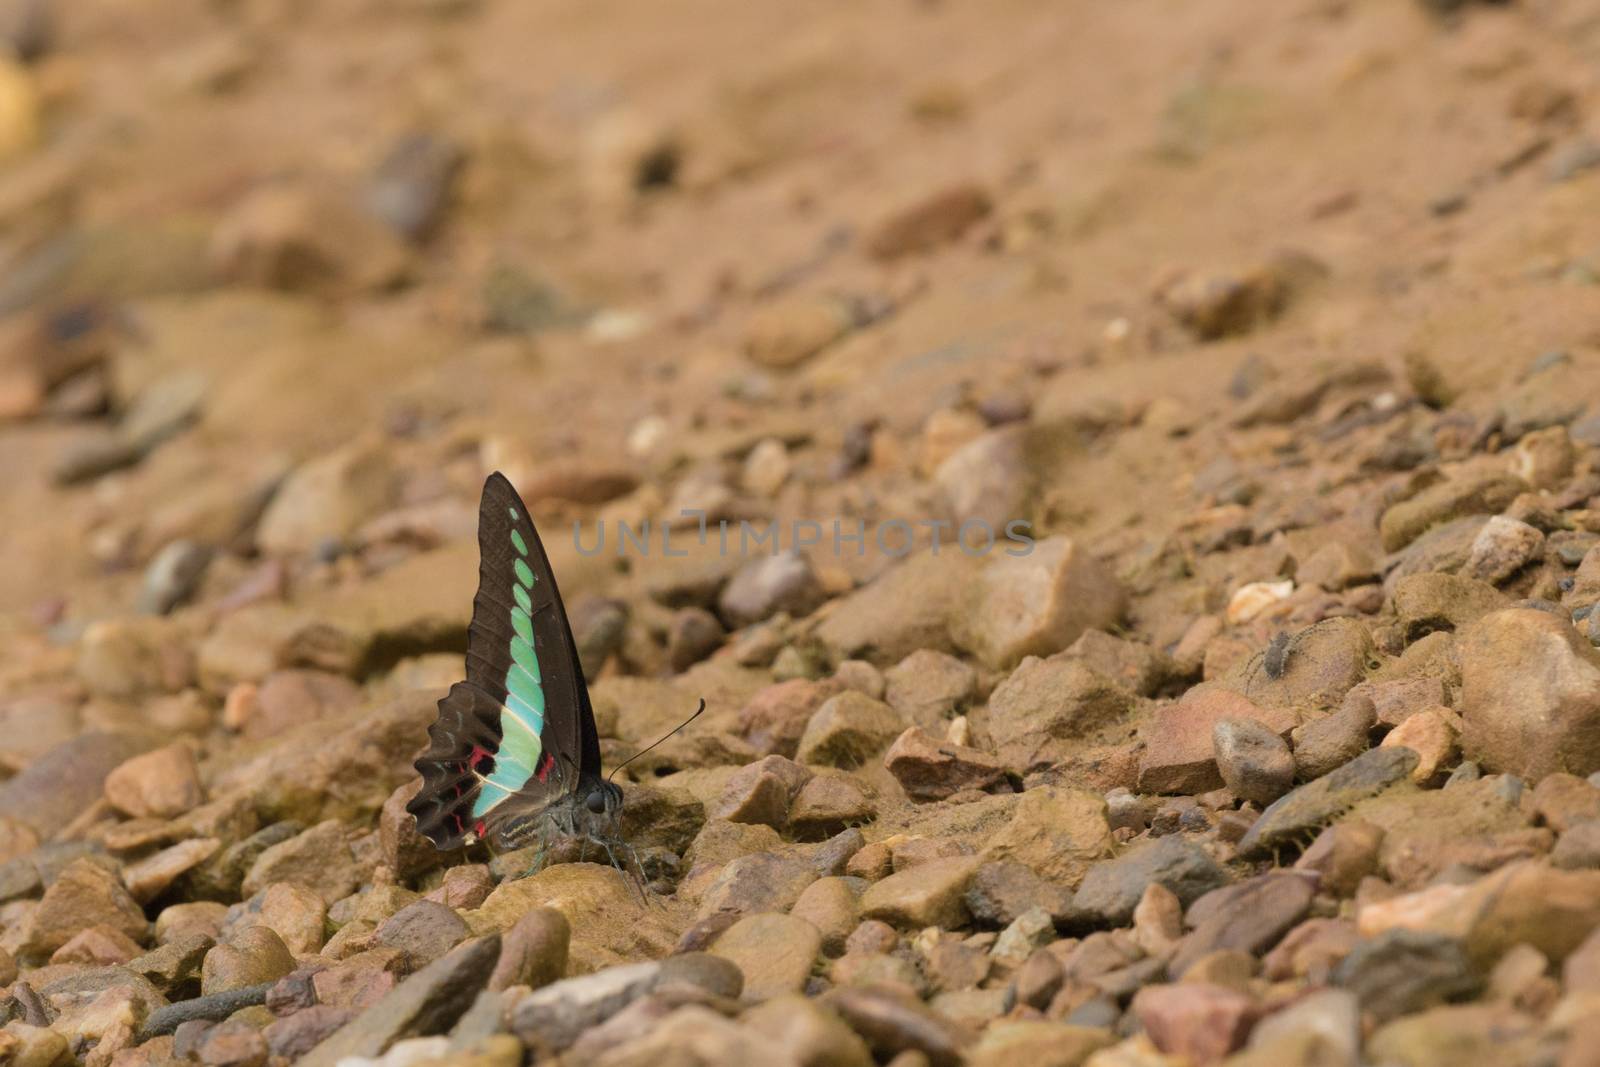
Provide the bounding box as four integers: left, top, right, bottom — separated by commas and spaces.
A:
2, 0, 1599, 663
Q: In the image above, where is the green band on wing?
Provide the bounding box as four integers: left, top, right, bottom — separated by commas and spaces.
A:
472, 713, 542, 816
513, 584, 532, 614
513, 559, 534, 588
511, 529, 528, 556
511, 605, 534, 645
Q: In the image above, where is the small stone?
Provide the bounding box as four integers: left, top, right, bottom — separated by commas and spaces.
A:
508, 953, 741, 1053
104, 742, 203, 819
50, 923, 145, 965
202, 926, 295, 995
866, 183, 991, 260
372, 900, 468, 967
741, 995, 875, 1067
487, 906, 568, 991
992, 907, 1055, 964
379, 780, 442, 881
1246, 988, 1361, 1063
1297, 542, 1379, 592
1460, 609, 1600, 779
211, 183, 410, 299
710, 911, 822, 999
1394, 572, 1510, 640
951, 537, 1127, 671
884, 727, 1007, 802
719, 550, 826, 628
255, 439, 400, 556
1132, 982, 1257, 1065
1551, 820, 1600, 870
743, 294, 857, 369
988, 655, 1136, 773
1380, 706, 1459, 782
1294, 820, 1384, 897
1213, 717, 1295, 805
195, 1020, 268, 1067
296, 935, 502, 1067
1138, 687, 1294, 795
1226, 580, 1294, 625
17, 857, 148, 957
1379, 473, 1527, 552
136, 539, 214, 615
797, 692, 904, 769
241, 820, 361, 905
822, 984, 973, 1067
788, 775, 877, 840
968, 1021, 1114, 1067
1463, 516, 1546, 585
1291, 695, 1376, 781
1069, 836, 1228, 928
859, 856, 981, 929
1331, 929, 1480, 1022
962, 861, 1071, 928
365, 131, 463, 242
742, 437, 791, 497
1510, 425, 1575, 491
124, 838, 222, 904
884, 650, 977, 727
935, 426, 1030, 531
1132, 883, 1184, 957
667, 608, 725, 673
1239, 747, 1418, 858
1533, 774, 1600, 832
1171, 873, 1315, 976
711, 755, 812, 828
790, 877, 861, 957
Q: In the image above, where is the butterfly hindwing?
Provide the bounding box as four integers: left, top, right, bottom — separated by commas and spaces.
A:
407, 472, 600, 849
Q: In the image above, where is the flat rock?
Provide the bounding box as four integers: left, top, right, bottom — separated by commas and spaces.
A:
0, 731, 158, 838
1138, 686, 1295, 795
1331, 929, 1480, 1023
296, 935, 501, 1067
1238, 746, 1418, 858
814, 550, 981, 666
1213, 717, 1295, 805
1068, 836, 1229, 928
1378, 472, 1526, 552
104, 742, 204, 819
884, 726, 1007, 801
1132, 982, 1257, 1065
17, 857, 148, 958
509, 953, 741, 1053
1171, 873, 1316, 976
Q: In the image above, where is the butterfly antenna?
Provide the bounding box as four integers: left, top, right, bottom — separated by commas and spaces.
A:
607, 698, 707, 783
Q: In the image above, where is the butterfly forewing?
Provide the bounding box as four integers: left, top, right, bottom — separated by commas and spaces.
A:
407, 472, 600, 849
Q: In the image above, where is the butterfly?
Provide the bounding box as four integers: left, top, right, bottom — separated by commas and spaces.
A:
406, 471, 625, 864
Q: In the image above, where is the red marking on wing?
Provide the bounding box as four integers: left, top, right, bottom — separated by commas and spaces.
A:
536, 753, 553, 782
468, 745, 491, 771
474, 820, 487, 837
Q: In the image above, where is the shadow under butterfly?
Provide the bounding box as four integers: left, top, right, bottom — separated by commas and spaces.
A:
406, 472, 703, 891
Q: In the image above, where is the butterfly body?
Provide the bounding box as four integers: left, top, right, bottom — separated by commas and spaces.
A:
407, 472, 623, 858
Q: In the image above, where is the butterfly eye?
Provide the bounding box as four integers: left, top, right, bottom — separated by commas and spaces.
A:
585, 790, 607, 814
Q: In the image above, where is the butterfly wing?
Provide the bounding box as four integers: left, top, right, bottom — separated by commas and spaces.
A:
407, 472, 601, 849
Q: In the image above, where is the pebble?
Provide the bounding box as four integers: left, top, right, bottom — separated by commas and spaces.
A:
297, 935, 503, 1067
822, 984, 973, 1067
951, 536, 1127, 671
709, 912, 822, 998
136, 539, 214, 615
1171, 872, 1315, 976
104, 742, 204, 819
487, 906, 569, 991
17, 857, 148, 958
859, 855, 980, 928
988, 654, 1136, 773
1331, 929, 1480, 1022
201, 926, 295, 995
796, 692, 904, 769
1068, 836, 1228, 928
667, 608, 725, 672
1380, 706, 1459, 782
719, 550, 826, 629
711, 754, 811, 828
372, 900, 469, 967
1138, 686, 1293, 794
883, 726, 1007, 801
741, 995, 874, 1067
1379, 473, 1527, 553
365, 132, 463, 241
1225, 580, 1294, 625
255, 440, 400, 556
509, 953, 740, 1053
1459, 608, 1600, 779
866, 183, 991, 260
1132, 982, 1257, 1065
963, 861, 1072, 927
240, 820, 362, 904
743, 294, 857, 369
1212, 717, 1295, 805
884, 649, 978, 727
